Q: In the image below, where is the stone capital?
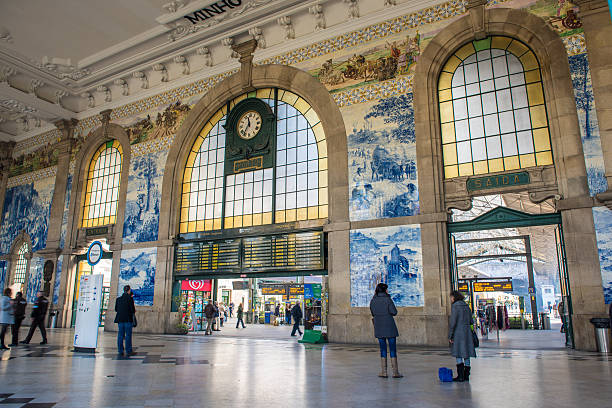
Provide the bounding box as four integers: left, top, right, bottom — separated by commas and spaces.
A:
574, 0, 610, 17
231, 39, 258, 92
53, 118, 78, 154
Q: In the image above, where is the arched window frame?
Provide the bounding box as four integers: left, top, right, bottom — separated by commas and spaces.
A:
179, 88, 329, 233
81, 140, 123, 228
438, 36, 553, 179
7, 233, 32, 293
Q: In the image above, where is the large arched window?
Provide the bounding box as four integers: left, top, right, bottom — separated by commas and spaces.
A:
180, 88, 328, 233
439, 36, 553, 179
13, 242, 29, 290
82, 140, 123, 227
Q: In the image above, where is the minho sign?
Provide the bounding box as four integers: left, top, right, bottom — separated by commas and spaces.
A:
184, 0, 244, 24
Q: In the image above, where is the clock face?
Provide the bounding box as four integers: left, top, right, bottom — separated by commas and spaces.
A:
237, 110, 262, 140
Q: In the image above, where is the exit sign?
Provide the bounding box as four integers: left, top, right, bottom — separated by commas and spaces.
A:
467, 171, 530, 191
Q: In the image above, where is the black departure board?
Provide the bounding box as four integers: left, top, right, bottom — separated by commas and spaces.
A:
175, 239, 241, 277
175, 231, 324, 278
243, 232, 324, 271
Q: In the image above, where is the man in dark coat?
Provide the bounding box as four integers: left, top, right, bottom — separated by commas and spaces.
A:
204, 300, 215, 335
290, 301, 303, 336
235, 302, 246, 328
10, 292, 27, 346
449, 291, 476, 382
115, 285, 136, 356
21, 291, 48, 345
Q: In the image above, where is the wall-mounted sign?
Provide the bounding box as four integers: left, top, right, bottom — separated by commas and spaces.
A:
466, 172, 530, 191
87, 241, 103, 266
473, 279, 513, 292
181, 280, 212, 292
288, 284, 304, 296
260, 284, 287, 295
183, 1, 244, 25
458, 282, 469, 292
85, 226, 108, 237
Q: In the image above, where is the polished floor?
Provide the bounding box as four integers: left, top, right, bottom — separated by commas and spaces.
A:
1, 325, 611, 408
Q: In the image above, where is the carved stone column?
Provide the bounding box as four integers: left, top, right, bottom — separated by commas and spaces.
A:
232, 39, 258, 92
46, 119, 77, 250
0, 142, 15, 226
575, 0, 612, 206
39, 119, 76, 309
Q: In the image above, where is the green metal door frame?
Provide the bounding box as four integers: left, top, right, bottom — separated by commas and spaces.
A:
447, 207, 562, 233
447, 206, 573, 348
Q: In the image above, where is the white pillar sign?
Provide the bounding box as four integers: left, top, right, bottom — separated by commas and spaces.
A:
74, 274, 104, 350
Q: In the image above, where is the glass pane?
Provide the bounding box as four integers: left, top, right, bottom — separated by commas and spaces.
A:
467, 95, 482, 117
484, 114, 500, 136
455, 120, 470, 141
501, 133, 518, 156
511, 86, 528, 108
469, 117, 484, 139
457, 141, 472, 163
471, 138, 487, 161
499, 111, 515, 133
517, 130, 534, 154
486, 135, 502, 159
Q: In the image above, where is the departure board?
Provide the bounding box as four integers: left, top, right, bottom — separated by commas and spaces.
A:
473, 279, 513, 292
175, 231, 324, 278
243, 232, 324, 271
175, 239, 241, 277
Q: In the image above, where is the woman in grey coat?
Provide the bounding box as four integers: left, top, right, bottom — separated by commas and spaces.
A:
0, 287, 14, 350
370, 283, 402, 378
448, 290, 476, 382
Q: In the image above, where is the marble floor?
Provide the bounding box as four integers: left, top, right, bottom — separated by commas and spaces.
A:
1, 327, 612, 408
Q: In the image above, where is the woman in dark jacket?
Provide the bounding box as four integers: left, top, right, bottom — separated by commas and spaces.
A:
448, 290, 476, 382
370, 283, 402, 378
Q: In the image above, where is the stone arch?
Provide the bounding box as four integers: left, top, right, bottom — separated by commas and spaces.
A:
413, 6, 587, 214
67, 112, 132, 249
159, 64, 349, 241
413, 6, 603, 350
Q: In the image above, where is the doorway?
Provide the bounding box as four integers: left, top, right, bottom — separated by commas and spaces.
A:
448, 197, 574, 349
176, 274, 327, 339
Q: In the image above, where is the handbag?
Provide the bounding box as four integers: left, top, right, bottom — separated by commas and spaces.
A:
472, 330, 479, 348
133, 314, 138, 328
438, 367, 453, 382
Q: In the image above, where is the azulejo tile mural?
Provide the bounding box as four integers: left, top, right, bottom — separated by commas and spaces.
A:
123, 149, 168, 243
568, 53, 607, 197
0, 176, 55, 256
0, 260, 6, 291
344, 95, 419, 222
592, 207, 612, 304
26, 257, 45, 303
350, 225, 423, 307
59, 174, 72, 250
119, 248, 156, 306
54, 255, 63, 305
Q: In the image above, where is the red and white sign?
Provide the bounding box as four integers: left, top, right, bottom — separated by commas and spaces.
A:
181, 280, 212, 292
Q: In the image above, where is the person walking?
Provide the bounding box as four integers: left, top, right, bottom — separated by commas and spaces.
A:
448, 290, 476, 382
370, 283, 402, 378
0, 288, 14, 350
236, 302, 246, 328
290, 301, 303, 337
204, 300, 215, 335
10, 291, 26, 346
229, 302, 234, 318
21, 291, 49, 345
114, 285, 136, 356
